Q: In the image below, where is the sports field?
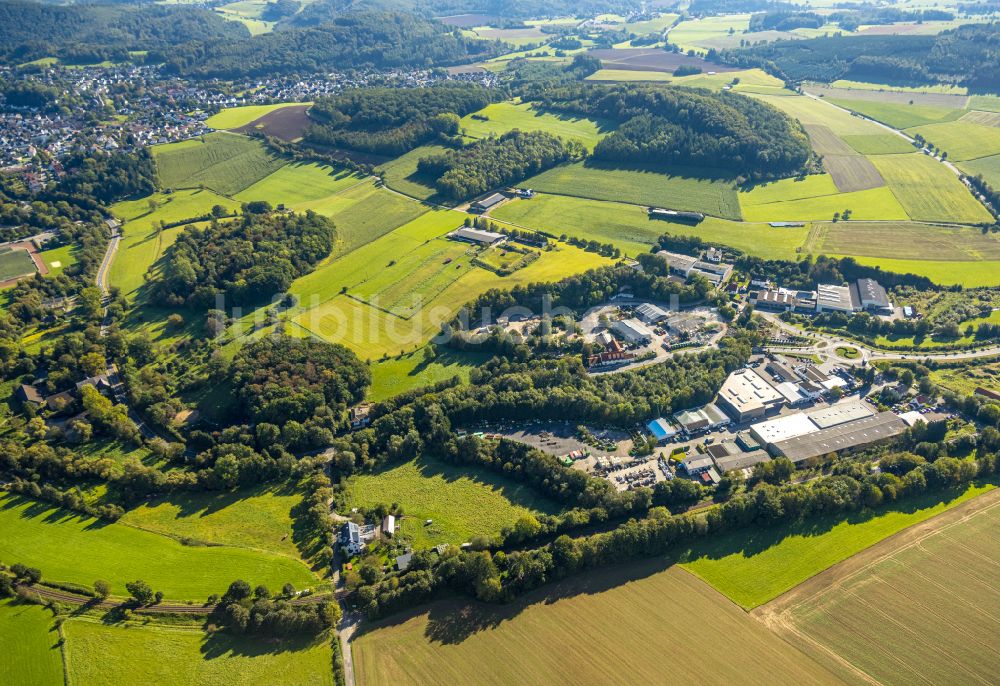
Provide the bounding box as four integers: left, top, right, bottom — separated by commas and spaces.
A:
493, 193, 805, 259
0, 600, 63, 686
679, 482, 994, 609
760, 489, 1000, 686
905, 120, 1000, 161
522, 161, 742, 220
38, 243, 76, 274
0, 492, 316, 600
120, 486, 304, 559
110, 189, 240, 302
152, 132, 286, 196
352, 562, 841, 686
459, 102, 611, 151
0, 248, 38, 281
205, 102, 306, 130
344, 454, 560, 550
234, 162, 366, 207
869, 153, 993, 223
64, 619, 334, 686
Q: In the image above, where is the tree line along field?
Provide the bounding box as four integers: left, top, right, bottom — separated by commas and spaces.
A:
152, 132, 286, 196
63, 619, 335, 686
343, 454, 562, 550
521, 161, 742, 220
0, 492, 317, 600
759, 489, 1000, 686
352, 562, 843, 686
678, 482, 994, 610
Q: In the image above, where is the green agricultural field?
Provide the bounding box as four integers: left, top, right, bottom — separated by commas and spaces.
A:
829, 79, 968, 95
586, 68, 674, 82
969, 95, 1000, 112
740, 174, 839, 205
344, 454, 561, 550
962, 110, 1000, 127
120, 486, 304, 559
0, 492, 316, 600
379, 144, 453, 202
753, 94, 888, 136
523, 161, 742, 220
493, 193, 806, 259
845, 255, 1000, 288
839, 133, 915, 155
205, 102, 305, 129
905, 120, 1000, 161
295, 181, 428, 257
152, 132, 286, 196
234, 162, 366, 207
770, 491, 1000, 686
813, 221, 1000, 263
827, 98, 963, 129
869, 153, 993, 223
292, 227, 612, 359
740, 185, 907, 222
679, 482, 994, 609
0, 600, 63, 686
64, 619, 334, 686
110, 189, 240, 302
368, 348, 488, 401
669, 14, 751, 53
622, 12, 679, 34
353, 563, 841, 686
0, 248, 37, 281
958, 153, 1000, 188
459, 101, 611, 151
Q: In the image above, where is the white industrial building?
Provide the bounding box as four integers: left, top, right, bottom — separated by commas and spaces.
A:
612, 318, 654, 344
716, 368, 784, 422
635, 302, 670, 324
815, 283, 861, 313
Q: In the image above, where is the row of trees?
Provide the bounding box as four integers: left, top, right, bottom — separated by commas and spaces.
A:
214, 580, 339, 638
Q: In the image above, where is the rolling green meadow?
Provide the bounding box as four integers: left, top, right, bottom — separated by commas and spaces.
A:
827, 98, 964, 129
205, 102, 307, 129
379, 144, 453, 201
0, 600, 63, 686
679, 482, 994, 609
152, 132, 286, 196
344, 454, 561, 550
367, 348, 489, 402
64, 619, 334, 686
233, 162, 367, 207
459, 102, 611, 151
0, 493, 316, 600
905, 120, 1000, 161
869, 153, 994, 223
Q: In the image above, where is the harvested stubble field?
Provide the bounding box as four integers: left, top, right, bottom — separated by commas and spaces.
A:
352, 562, 842, 686
813, 221, 1000, 262
523, 161, 742, 220
757, 488, 1000, 686
961, 110, 1000, 128
205, 102, 307, 130
588, 47, 738, 73
806, 85, 970, 109
234, 103, 313, 142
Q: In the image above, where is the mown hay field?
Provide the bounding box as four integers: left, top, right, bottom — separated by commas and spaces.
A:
869, 153, 993, 223
826, 98, 964, 129
64, 619, 334, 686
459, 102, 612, 151
344, 454, 561, 550
764, 490, 1000, 686
905, 120, 1000, 161
493, 192, 806, 259
839, 133, 914, 155
523, 161, 742, 220
233, 162, 366, 207
0, 600, 63, 686
0, 492, 316, 600
152, 132, 286, 196
841, 255, 1000, 288
679, 482, 993, 609
958, 152, 1000, 188
379, 144, 453, 202
352, 562, 842, 686
753, 93, 888, 136
120, 486, 304, 559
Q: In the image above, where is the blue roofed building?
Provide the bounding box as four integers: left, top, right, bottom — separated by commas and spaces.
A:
647, 418, 678, 444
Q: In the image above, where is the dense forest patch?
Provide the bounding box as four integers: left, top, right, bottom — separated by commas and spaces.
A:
152, 210, 335, 308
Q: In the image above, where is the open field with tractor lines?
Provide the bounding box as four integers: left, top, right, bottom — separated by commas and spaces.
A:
205, 102, 309, 130
869, 153, 994, 223
0, 600, 63, 686
459, 102, 612, 151
152, 132, 286, 196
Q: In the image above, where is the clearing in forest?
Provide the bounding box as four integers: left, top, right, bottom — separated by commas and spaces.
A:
459, 101, 612, 151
